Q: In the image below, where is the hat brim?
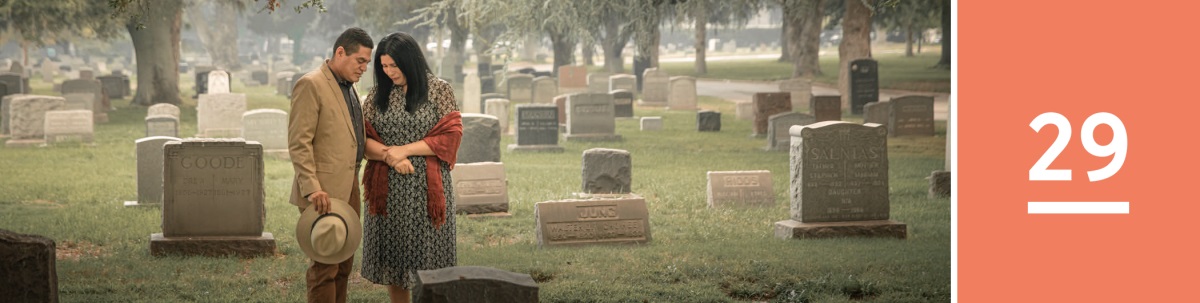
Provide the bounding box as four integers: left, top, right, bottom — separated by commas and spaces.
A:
296, 198, 362, 264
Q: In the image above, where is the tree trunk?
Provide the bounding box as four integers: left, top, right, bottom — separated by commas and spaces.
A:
602, 15, 631, 73
936, 0, 950, 68
128, 0, 183, 106
582, 41, 595, 66
693, 3, 708, 75
186, 2, 240, 71
649, 26, 660, 68
779, 2, 793, 63
290, 33, 305, 66
904, 24, 915, 57
447, 6, 468, 69
549, 30, 576, 76
838, 0, 872, 108
795, 0, 823, 78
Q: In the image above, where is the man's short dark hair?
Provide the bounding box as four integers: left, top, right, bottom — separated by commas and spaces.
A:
333, 27, 373, 57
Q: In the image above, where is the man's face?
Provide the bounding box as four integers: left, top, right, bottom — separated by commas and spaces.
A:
334, 45, 372, 83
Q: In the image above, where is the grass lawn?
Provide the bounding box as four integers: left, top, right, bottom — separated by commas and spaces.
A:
0, 73, 949, 302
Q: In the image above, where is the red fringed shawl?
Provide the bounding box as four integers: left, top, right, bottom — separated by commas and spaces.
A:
364, 111, 462, 228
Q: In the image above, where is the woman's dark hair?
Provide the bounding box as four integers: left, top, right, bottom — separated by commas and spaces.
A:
372, 32, 431, 113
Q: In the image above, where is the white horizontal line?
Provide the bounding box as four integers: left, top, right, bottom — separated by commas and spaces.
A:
1028, 202, 1129, 214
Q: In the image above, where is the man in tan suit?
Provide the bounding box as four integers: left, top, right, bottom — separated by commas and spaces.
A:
288, 27, 373, 303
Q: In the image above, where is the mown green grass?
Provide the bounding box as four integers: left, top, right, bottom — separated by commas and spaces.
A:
653, 51, 950, 93
1, 74, 948, 302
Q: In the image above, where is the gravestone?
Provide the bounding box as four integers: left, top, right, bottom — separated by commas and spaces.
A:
480, 76, 495, 95
639, 69, 669, 106
582, 148, 631, 194
61, 78, 108, 123
611, 89, 634, 118
849, 59, 878, 115
557, 65, 588, 94
0, 72, 25, 94
532, 76, 557, 104
697, 110, 721, 132
207, 70, 231, 94
564, 93, 621, 142
929, 170, 951, 198
588, 72, 612, 93
752, 92, 792, 137
79, 68, 95, 81
146, 115, 180, 138
774, 121, 906, 239
810, 95, 842, 122
414, 266, 538, 302
508, 104, 564, 153
97, 74, 127, 99
534, 195, 650, 247
1, 93, 16, 135
485, 98, 510, 135
450, 162, 512, 217
148, 103, 181, 119
40, 61, 57, 83
5, 95, 66, 147
464, 73, 482, 113
668, 76, 697, 110
275, 72, 295, 96
152, 139, 276, 257
241, 109, 289, 158
862, 101, 891, 126
640, 116, 663, 131
63, 93, 95, 111
43, 110, 94, 144
779, 78, 813, 112
609, 74, 636, 99
8, 61, 23, 74
553, 95, 568, 127
458, 113, 503, 164
194, 70, 211, 97
888, 95, 935, 137
707, 170, 774, 208
0, 83, 9, 104
480, 93, 505, 116
125, 136, 182, 207
251, 70, 269, 86
735, 102, 754, 120
506, 74, 533, 104
0, 229, 58, 303
766, 112, 816, 151
197, 93, 247, 137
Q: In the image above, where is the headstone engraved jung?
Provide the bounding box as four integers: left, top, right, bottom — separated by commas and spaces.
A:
765, 112, 816, 151
63, 93, 95, 111
241, 109, 289, 157
145, 115, 180, 138
668, 76, 697, 110
207, 70, 231, 94
534, 195, 650, 247
508, 104, 564, 153
458, 113, 503, 164
449, 162, 512, 217
810, 95, 842, 122
414, 266, 538, 302
5, 95, 66, 147
849, 59, 878, 115
582, 148, 631, 194
888, 95, 935, 137
43, 110, 94, 144
774, 121, 906, 239
862, 101, 891, 126
0, 229, 58, 303
557, 65, 588, 94
484, 98, 510, 135
464, 73, 482, 113
752, 92, 792, 137
640, 116, 663, 131
148, 103, 181, 119
505, 74, 533, 104
610, 89, 634, 118
639, 69, 669, 106
564, 93, 621, 142
697, 110, 721, 132
197, 93, 247, 137
588, 72, 612, 93
779, 78, 813, 112
532, 76, 557, 105
152, 139, 276, 257
125, 136, 182, 207
707, 171, 774, 208
609, 74, 636, 99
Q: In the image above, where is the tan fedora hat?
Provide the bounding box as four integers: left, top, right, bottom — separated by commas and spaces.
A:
296, 198, 362, 264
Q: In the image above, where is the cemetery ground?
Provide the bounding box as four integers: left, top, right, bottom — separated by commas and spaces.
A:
657, 51, 949, 93
0, 69, 949, 302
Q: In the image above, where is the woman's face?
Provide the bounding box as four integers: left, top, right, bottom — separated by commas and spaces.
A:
379, 54, 406, 86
